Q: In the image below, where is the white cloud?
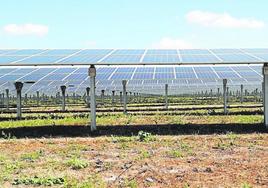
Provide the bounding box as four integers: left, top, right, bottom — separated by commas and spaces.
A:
3, 23, 49, 36
186, 10, 265, 29
152, 37, 193, 49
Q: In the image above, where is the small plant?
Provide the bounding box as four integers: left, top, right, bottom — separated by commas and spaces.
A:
13, 176, 64, 186
21, 150, 44, 162
137, 131, 154, 142
168, 149, 184, 158
124, 179, 138, 188
66, 157, 88, 170
241, 182, 252, 188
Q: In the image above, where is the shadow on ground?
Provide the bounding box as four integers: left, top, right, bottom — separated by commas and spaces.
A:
0, 123, 267, 139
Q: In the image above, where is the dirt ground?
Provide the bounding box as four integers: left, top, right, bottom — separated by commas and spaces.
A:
0, 132, 267, 187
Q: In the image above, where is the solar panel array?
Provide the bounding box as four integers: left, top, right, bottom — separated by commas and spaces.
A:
0, 49, 267, 66
0, 65, 263, 95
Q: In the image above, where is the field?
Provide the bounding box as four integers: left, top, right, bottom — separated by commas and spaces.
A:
0, 95, 267, 187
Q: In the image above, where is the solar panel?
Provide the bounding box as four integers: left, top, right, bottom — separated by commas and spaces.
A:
181, 55, 220, 63
155, 73, 174, 79
15, 56, 66, 65
112, 49, 145, 55
132, 73, 153, 79
110, 73, 132, 80
102, 55, 142, 63
6, 49, 47, 55
146, 49, 178, 55
58, 55, 106, 64
217, 54, 260, 62
40, 49, 79, 56
179, 49, 212, 55
155, 67, 174, 72
142, 55, 180, 63
0, 56, 27, 64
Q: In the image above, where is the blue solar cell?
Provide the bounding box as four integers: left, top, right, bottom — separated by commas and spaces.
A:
155, 67, 174, 72
0, 56, 28, 64
146, 50, 178, 55
154, 73, 174, 79
176, 72, 196, 78
0, 68, 16, 75
211, 49, 243, 54
16, 56, 66, 64
175, 67, 194, 73
53, 68, 77, 74
181, 55, 220, 63
237, 71, 260, 77
102, 55, 142, 63
212, 66, 232, 71
194, 67, 213, 72
115, 67, 136, 73
196, 72, 218, 79
59, 55, 106, 64
18, 74, 47, 81
112, 50, 145, 55
64, 74, 88, 80
253, 54, 268, 61
7, 49, 47, 55
32, 68, 56, 74
242, 49, 268, 54
42, 74, 68, 81
11, 68, 36, 74
179, 49, 212, 55
245, 78, 262, 82
77, 49, 113, 55
97, 80, 113, 85
96, 74, 110, 80
111, 73, 132, 80
216, 72, 240, 79
217, 54, 260, 62
40, 49, 79, 56
73, 68, 88, 74
132, 73, 153, 79
97, 67, 116, 74
142, 55, 180, 63
135, 67, 155, 72
0, 75, 24, 81
231, 66, 252, 71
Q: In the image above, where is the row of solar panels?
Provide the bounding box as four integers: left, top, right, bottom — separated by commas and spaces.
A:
0, 65, 263, 95
0, 49, 268, 65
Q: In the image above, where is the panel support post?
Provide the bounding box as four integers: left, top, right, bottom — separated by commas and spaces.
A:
217, 88, 220, 101
101, 90, 105, 105
14, 82, 23, 119
112, 90, 115, 104
122, 80, 127, 114
165, 84, 168, 110
5, 89, 9, 110
223, 79, 227, 115
240, 84, 244, 103
86, 87, 90, 107
36, 91, 40, 106
226, 87, 229, 103
263, 64, 268, 128
120, 91, 123, 104
60, 85, 66, 111
89, 65, 97, 131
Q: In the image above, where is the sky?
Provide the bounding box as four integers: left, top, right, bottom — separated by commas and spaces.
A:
0, 0, 267, 49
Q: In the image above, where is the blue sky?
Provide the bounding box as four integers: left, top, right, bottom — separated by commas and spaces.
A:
0, 0, 267, 49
